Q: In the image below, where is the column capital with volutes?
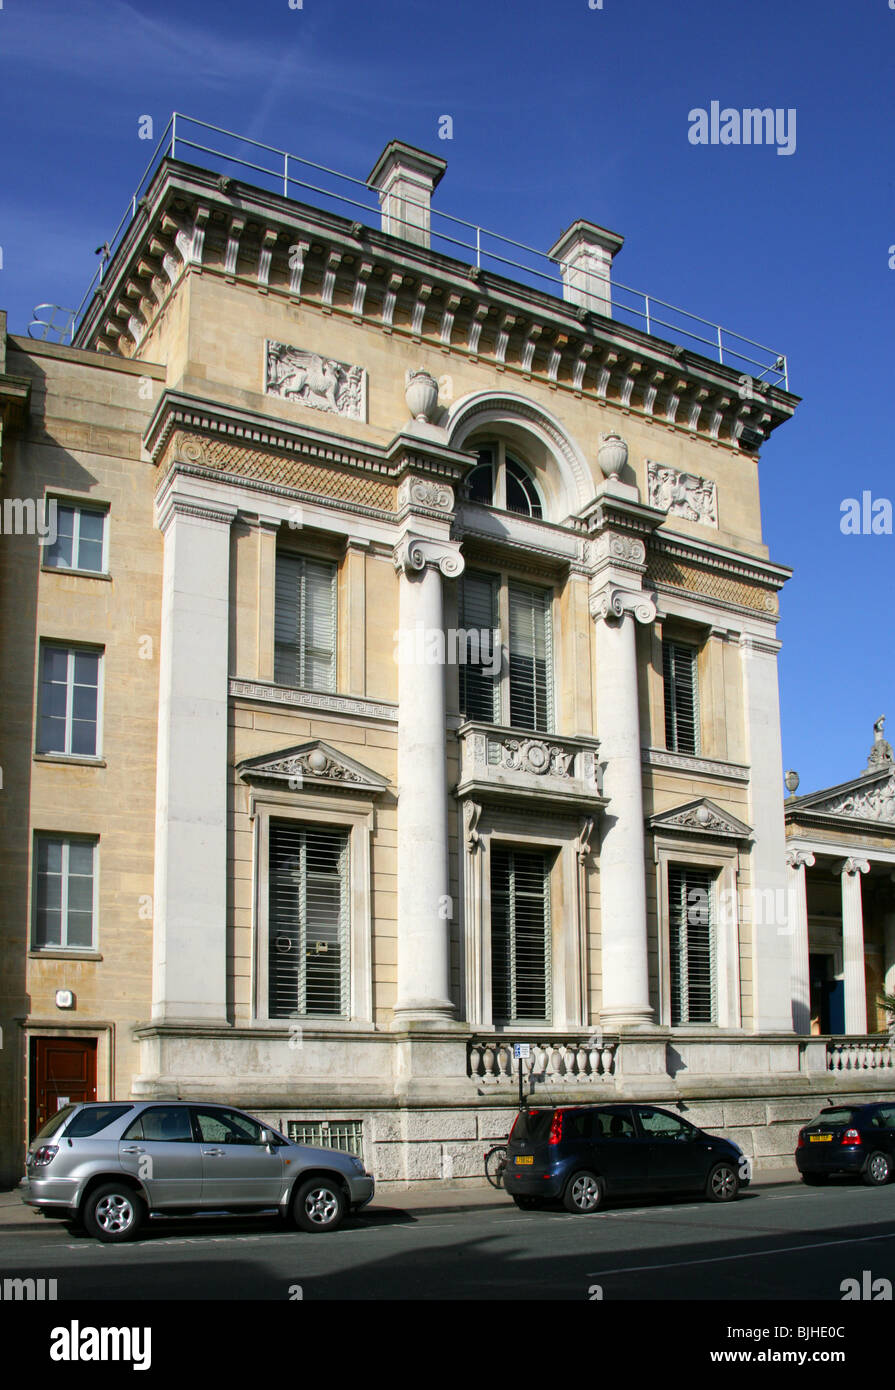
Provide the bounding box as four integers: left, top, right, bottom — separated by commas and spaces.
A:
393, 533, 464, 579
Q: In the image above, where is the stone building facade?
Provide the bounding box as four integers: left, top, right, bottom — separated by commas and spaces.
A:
1, 138, 892, 1188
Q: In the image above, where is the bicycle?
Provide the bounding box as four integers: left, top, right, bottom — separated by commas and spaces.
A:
484, 1141, 509, 1189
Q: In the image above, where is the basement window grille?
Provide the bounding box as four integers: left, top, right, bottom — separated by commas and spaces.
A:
286, 1119, 364, 1158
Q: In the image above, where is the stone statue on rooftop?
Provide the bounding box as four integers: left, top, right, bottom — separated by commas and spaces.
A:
866, 715, 894, 771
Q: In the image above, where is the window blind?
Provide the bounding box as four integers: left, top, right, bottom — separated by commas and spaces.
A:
668, 864, 716, 1025
459, 571, 500, 722
491, 846, 551, 1023
663, 640, 699, 754
274, 555, 337, 692
268, 822, 349, 1019
508, 582, 553, 733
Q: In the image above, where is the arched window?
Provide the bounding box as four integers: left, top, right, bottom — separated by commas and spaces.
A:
465, 443, 543, 519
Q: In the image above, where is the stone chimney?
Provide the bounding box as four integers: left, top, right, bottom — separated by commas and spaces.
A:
367, 140, 447, 249
548, 219, 624, 318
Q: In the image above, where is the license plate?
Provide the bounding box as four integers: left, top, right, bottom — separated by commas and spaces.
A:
515, 1155, 534, 1165
809, 1134, 832, 1143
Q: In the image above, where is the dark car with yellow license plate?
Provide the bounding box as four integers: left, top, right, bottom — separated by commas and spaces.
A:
505, 1103, 749, 1213
796, 1102, 895, 1186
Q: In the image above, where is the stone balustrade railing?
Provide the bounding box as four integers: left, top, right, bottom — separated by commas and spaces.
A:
827, 1039, 895, 1072
468, 1037, 618, 1086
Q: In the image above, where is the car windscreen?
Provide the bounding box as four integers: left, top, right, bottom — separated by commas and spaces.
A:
510, 1110, 554, 1143
63, 1105, 134, 1138
30, 1106, 77, 1144
808, 1109, 855, 1128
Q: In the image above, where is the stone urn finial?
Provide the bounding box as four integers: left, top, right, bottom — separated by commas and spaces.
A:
784, 769, 800, 797
405, 369, 439, 424
598, 431, 628, 480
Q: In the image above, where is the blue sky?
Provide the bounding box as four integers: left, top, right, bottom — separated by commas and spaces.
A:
1, 0, 892, 792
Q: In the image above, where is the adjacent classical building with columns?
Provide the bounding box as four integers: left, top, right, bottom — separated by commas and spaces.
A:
1, 133, 892, 1187
784, 720, 895, 1045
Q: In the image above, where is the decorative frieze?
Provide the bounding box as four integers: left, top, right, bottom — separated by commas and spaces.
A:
642, 747, 750, 783
265, 340, 367, 422
163, 430, 394, 513
804, 777, 895, 824
648, 460, 718, 527
646, 551, 779, 616
229, 678, 397, 723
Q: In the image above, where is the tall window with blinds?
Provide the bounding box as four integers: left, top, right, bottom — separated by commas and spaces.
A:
667, 864, 716, 1025
663, 640, 699, 754
508, 582, 553, 733
490, 847, 551, 1024
274, 554, 337, 692
268, 822, 350, 1019
459, 571, 500, 722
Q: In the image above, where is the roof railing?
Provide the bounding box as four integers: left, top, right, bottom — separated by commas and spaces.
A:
29, 112, 789, 390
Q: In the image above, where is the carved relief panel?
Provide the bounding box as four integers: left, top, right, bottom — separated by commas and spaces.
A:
265, 340, 367, 421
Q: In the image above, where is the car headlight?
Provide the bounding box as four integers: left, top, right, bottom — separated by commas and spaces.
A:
348, 1157, 366, 1174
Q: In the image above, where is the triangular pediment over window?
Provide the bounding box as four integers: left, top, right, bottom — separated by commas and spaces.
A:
648, 797, 753, 841
237, 741, 389, 794
786, 768, 895, 827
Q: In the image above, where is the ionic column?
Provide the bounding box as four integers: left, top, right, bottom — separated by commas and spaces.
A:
590, 585, 657, 1028
836, 858, 870, 1034
152, 480, 237, 1022
392, 535, 464, 1025
786, 849, 815, 1034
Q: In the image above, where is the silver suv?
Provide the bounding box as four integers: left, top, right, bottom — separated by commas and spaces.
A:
20, 1100, 374, 1242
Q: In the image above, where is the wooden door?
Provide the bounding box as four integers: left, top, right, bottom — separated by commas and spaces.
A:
30, 1037, 97, 1138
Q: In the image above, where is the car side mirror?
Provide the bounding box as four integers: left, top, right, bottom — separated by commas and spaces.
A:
260, 1129, 275, 1147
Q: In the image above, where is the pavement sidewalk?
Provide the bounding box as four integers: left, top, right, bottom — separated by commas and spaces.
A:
0, 1165, 799, 1229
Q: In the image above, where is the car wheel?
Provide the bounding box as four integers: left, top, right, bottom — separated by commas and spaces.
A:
512, 1194, 544, 1210
292, 1177, 346, 1233
706, 1162, 740, 1203
83, 1183, 146, 1243
862, 1151, 892, 1187
801, 1173, 829, 1186
563, 1171, 604, 1215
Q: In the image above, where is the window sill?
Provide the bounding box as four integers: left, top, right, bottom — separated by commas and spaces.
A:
29, 950, 102, 961
40, 566, 112, 581
33, 754, 106, 768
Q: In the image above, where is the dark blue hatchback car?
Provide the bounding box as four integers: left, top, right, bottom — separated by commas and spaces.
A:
506, 1102, 748, 1213
796, 1102, 895, 1186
